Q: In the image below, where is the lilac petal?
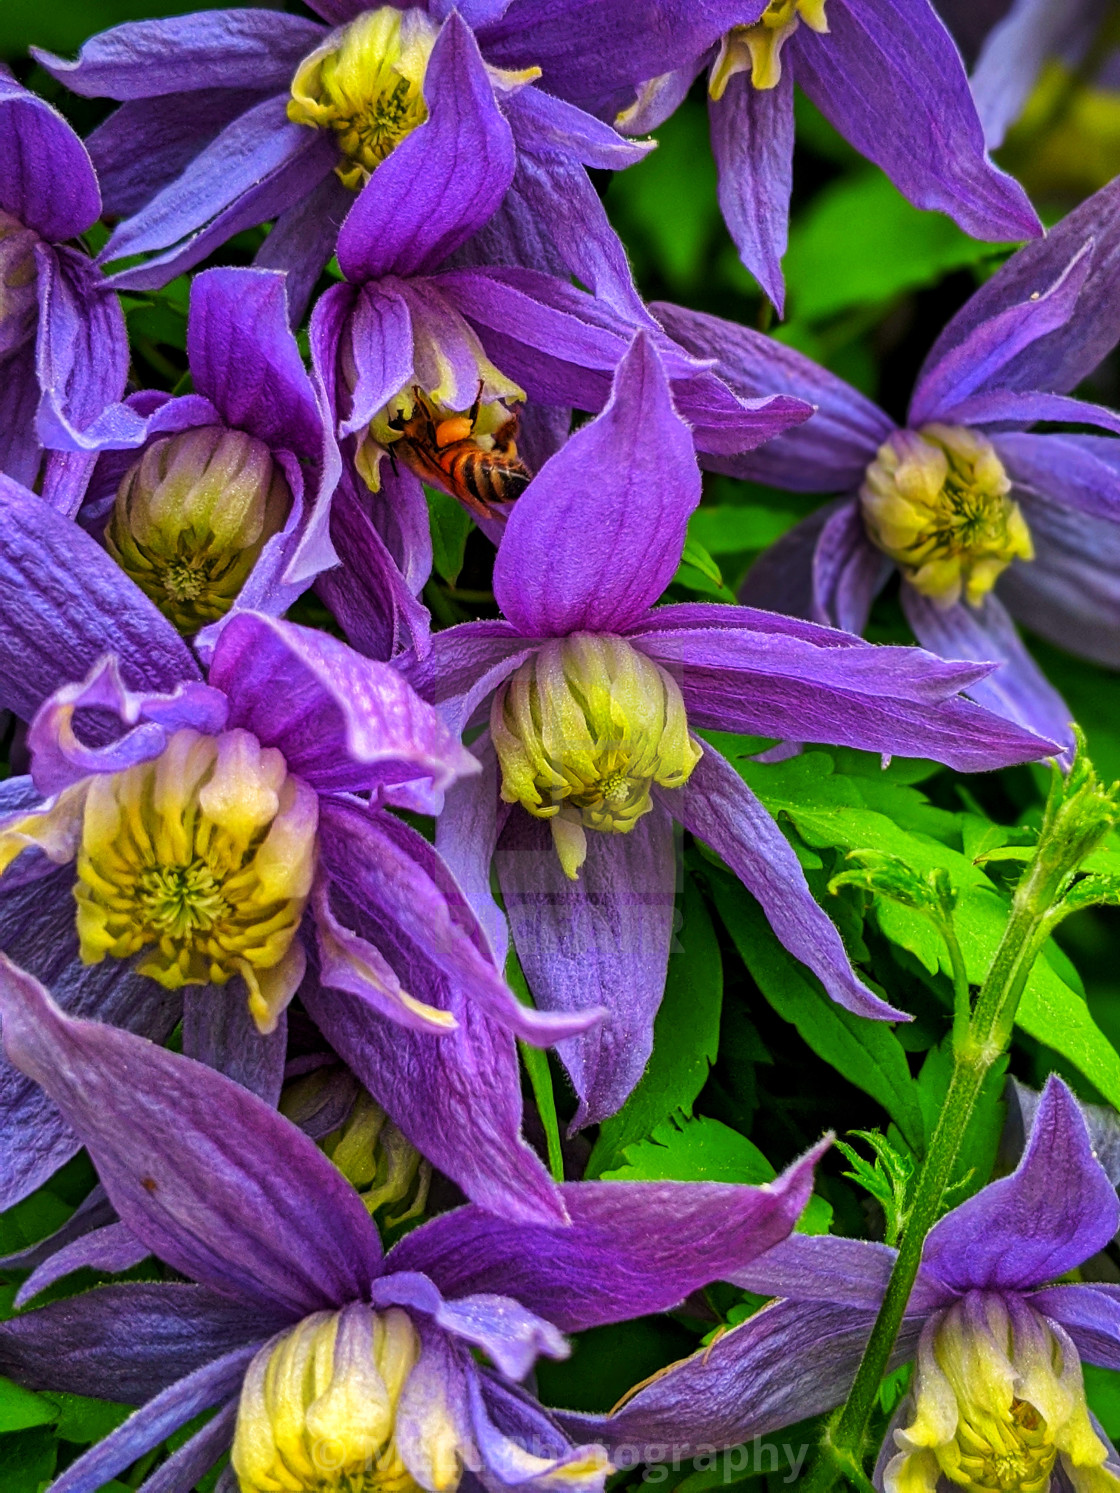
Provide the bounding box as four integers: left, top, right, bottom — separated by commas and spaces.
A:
329, 281, 414, 439
210, 612, 478, 801
388, 1137, 827, 1331
467, 1368, 605, 1493
181, 985, 288, 1106
188, 268, 322, 458
0, 955, 383, 1315
34, 244, 140, 454
652, 301, 892, 491
134, 1398, 237, 1493
995, 432, 1120, 524
102, 99, 337, 291
16, 1221, 150, 1308
917, 175, 1120, 400
507, 85, 651, 170
972, 0, 1102, 149
0, 1283, 277, 1404
436, 735, 510, 967
812, 497, 893, 632
900, 588, 1075, 763
0, 1180, 114, 1273
731, 1234, 892, 1305
337, 15, 515, 282
357, 454, 433, 597
922, 1075, 1120, 1292
252, 169, 351, 327
671, 746, 907, 1021
0, 72, 99, 240
941, 389, 1120, 436
300, 946, 568, 1226
910, 242, 1092, 423
709, 68, 794, 314
1031, 1284, 1120, 1372
493, 333, 700, 636
33, 12, 324, 99
402, 618, 535, 735
739, 505, 837, 621
45, 1346, 252, 1493
496, 805, 678, 1128
0, 341, 44, 489
570, 1296, 920, 1455
793, 0, 1040, 245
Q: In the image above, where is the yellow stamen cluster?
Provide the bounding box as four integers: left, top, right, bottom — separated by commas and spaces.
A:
288, 8, 439, 190
886, 1294, 1119, 1493
232, 1305, 460, 1493
0, 208, 39, 362
492, 634, 702, 880
860, 424, 1034, 609
105, 425, 291, 635
710, 0, 829, 97
74, 728, 317, 1032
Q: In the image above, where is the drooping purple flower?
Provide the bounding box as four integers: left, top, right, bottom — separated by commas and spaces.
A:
483, 0, 1043, 312
36, 5, 657, 324
563, 1075, 1120, 1493
0, 959, 827, 1493
0, 68, 137, 495
403, 331, 1056, 1130
658, 174, 1120, 761
0, 479, 595, 1223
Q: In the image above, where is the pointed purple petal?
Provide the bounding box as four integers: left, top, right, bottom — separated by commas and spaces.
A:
252, 169, 350, 326
507, 85, 651, 170
387, 1138, 828, 1330
671, 746, 906, 1020
328, 281, 414, 440
0, 956, 383, 1315
971, 0, 1097, 149
738, 505, 835, 621
181, 985, 288, 1107
1031, 1284, 1120, 1372
995, 432, 1120, 524
940, 389, 1120, 435
0, 72, 100, 240
132, 1398, 237, 1493
900, 588, 1075, 763
709, 69, 793, 313
0, 341, 41, 489
812, 497, 892, 632
436, 735, 510, 969
923, 1076, 1120, 1292
337, 15, 515, 282
494, 333, 700, 635
496, 805, 678, 1127
16, 1221, 148, 1308
401, 618, 534, 734
794, 0, 1040, 244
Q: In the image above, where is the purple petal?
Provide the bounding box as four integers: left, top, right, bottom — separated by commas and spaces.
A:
337, 15, 515, 282
16, 1221, 149, 1308
0, 341, 41, 489
732, 1233, 892, 1304
995, 432, 1120, 524
671, 746, 906, 1020
33, 12, 324, 98
900, 588, 1075, 763
507, 85, 651, 170
45, 1346, 251, 1493
652, 301, 891, 491
493, 333, 700, 636
252, 169, 350, 327
738, 504, 836, 622
917, 175, 1120, 400
181, 985, 288, 1107
709, 69, 794, 313
0, 955, 383, 1315
1031, 1283, 1120, 1372
794, 0, 1040, 244
971, 0, 1098, 148
0, 1283, 277, 1404
209, 612, 478, 801
0, 473, 198, 718
402, 618, 535, 735
467, 1367, 605, 1493
922, 1075, 1120, 1292
387, 1137, 828, 1331
328, 281, 414, 440
131, 1398, 237, 1493
496, 805, 678, 1128
812, 497, 893, 632
188, 268, 322, 458
0, 71, 99, 240
940, 389, 1120, 435
436, 735, 510, 967
0, 1180, 114, 1273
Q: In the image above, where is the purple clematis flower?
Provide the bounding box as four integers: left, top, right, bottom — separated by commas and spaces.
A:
491, 0, 1042, 312
404, 331, 1056, 1130
658, 174, 1120, 760
0, 68, 136, 495
36, 4, 656, 324
61, 264, 344, 641
0, 959, 828, 1493
563, 1075, 1120, 1493
0, 478, 595, 1223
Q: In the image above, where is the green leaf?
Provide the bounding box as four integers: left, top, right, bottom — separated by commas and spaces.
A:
679, 533, 728, 592
0, 1425, 56, 1493
0, 1378, 55, 1435
586, 877, 722, 1176
688, 503, 806, 558
43, 1391, 131, 1444
425, 486, 473, 588
709, 876, 925, 1152
1085, 1364, 1120, 1439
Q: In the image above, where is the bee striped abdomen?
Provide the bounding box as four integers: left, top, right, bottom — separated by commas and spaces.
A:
448, 448, 531, 508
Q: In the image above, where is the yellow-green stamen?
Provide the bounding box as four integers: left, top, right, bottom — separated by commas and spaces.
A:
710, 0, 829, 97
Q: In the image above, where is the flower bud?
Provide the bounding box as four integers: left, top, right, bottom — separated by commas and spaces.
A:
886, 1293, 1118, 1493
0, 210, 39, 363
74, 727, 317, 1032
710, 1, 829, 96
321, 1088, 432, 1225
859, 424, 1033, 609
105, 425, 291, 635
232, 1304, 461, 1493
288, 7, 439, 190
492, 634, 702, 880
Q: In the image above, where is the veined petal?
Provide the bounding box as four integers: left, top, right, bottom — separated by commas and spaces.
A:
0, 71, 100, 240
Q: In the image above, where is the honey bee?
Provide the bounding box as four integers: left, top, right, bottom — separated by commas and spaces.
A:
387, 385, 532, 521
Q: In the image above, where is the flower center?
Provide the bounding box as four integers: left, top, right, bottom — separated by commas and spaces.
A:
491, 634, 702, 879
710, 0, 829, 96
232, 1305, 461, 1493
105, 425, 291, 636
859, 423, 1034, 609
75, 727, 318, 1031
0, 209, 39, 364
288, 7, 439, 190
